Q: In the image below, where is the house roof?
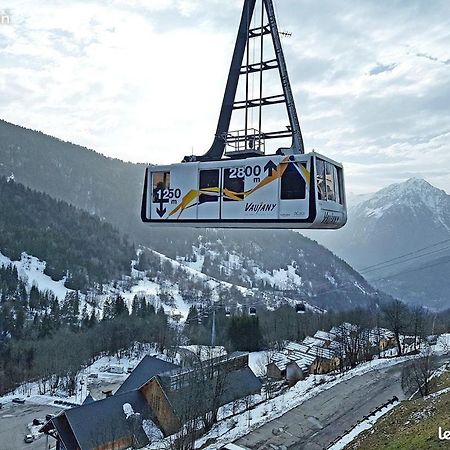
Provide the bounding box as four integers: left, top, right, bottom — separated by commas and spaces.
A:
314, 330, 336, 342
271, 353, 290, 371
48, 414, 81, 450
115, 356, 179, 395
82, 393, 95, 405
285, 342, 309, 354
65, 389, 152, 450
160, 367, 262, 420
293, 352, 316, 366
303, 336, 328, 348
306, 345, 336, 360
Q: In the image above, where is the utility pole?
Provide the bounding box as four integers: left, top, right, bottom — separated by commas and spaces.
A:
211, 309, 216, 348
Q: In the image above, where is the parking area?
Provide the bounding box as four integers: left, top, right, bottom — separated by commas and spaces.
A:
0, 402, 61, 450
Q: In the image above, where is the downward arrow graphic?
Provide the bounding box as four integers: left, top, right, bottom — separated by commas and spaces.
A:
264, 160, 277, 177
156, 206, 166, 218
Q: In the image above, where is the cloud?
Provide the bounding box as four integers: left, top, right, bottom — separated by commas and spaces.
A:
0, 0, 449, 195
369, 63, 397, 76
416, 52, 450, 65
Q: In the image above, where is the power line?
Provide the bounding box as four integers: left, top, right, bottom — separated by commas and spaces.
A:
360, 244, 450, 274
367, 258, 450, 283
358, 238, 450, 273
311, 254, 450, 298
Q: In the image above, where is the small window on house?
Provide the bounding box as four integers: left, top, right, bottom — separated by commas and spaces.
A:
281, 162, 307, 200
223, 168, 244, 202
152, 172, 170, 203
199, 170, 220, 203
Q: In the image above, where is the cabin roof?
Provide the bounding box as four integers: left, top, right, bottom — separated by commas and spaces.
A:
303, 336, 328, 348
271, 353, 290, 370
285, 342, 309, 353
69, 390, 151, 450
82, 393, 95, 405
161, 367, 262, 420
115, 356, 179, 395
306, 345, 336, 360
313, 330, 336, 342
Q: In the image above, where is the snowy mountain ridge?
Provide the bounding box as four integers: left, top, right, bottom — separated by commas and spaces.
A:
357, 178, 450, 231
306, 178, 450, 309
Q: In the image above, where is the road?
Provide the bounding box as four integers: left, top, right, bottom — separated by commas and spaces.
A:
0, 402, 61, 450
236, 357, 449, 450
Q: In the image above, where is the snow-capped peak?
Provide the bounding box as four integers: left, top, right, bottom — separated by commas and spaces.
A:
354, 178, 449, 225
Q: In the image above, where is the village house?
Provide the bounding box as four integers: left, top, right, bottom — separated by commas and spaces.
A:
41, 353, 261, 450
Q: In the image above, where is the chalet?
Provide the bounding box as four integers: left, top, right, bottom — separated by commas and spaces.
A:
41, 389, 158, 450
115, 355, 179, 395
307, 346, 340, 374
41, 353, 261, 450
267, 347, 317, 383
267, 353, 290, 380
313, 330, 337, 347
141, 352, 261, 435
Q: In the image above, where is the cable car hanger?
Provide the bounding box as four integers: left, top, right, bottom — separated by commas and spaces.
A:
183, 0, 304, 163
141, 0, 347, 229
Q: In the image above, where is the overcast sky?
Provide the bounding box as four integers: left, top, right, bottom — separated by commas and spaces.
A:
1, 0, 449, 194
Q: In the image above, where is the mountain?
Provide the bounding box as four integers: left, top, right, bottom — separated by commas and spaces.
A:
0, 119, 148, 244
305, 178, 450, 309
136, 229, 385, 312
0, 119, 390, 311
0, 176, 135, 291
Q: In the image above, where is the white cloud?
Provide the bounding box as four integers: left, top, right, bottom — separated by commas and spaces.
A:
0, 0, 449, 194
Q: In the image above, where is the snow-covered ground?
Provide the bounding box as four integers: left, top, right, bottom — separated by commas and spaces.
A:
180, 346, 227, 361
0, 344, 169, 408
0, 251, 69, 299
253, 263, 304, 291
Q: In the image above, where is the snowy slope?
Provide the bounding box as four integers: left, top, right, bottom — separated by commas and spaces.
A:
137, 230, 381, 312
0, 251, 69, 299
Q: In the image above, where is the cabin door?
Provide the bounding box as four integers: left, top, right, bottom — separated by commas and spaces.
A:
197, 169, 221, 220
278, 159, 310, 220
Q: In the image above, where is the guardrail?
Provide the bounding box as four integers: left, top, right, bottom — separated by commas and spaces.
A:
326, 396, 399, 449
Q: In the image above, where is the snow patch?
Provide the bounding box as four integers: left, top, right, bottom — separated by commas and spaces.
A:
0, 251, 69, 299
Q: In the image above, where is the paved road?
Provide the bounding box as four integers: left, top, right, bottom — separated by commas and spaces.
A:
0, 403, 61, 450
236, 362, 413, 450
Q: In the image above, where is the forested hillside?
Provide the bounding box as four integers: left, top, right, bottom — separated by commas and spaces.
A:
0, 177, 135, 291
139, 229, 382, 311
0, 120, 398, 312
0, 119, 147, 241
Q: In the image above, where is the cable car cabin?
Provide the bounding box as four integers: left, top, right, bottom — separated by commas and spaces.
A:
140, 0, 348, 230
141, 152, 346, 229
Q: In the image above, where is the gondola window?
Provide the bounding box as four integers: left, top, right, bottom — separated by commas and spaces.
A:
223, 168, 245, 202
325, 162, 336, 202
281, 162, 307, 200
316, 159, 326, 200
152, 171, 170, 203
199, 169, 220, 203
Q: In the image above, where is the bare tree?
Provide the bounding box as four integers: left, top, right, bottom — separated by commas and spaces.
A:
401, 347, 436, 397
383, 300, 408, 356
411, 306, 426, 352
